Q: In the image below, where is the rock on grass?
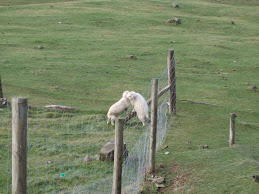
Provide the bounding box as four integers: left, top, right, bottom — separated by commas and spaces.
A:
172, 3, 179, 8
38, 44, 44, 49
126, 55, 137, 59
167, 18, 181, 24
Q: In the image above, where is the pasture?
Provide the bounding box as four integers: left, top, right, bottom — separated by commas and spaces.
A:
0, 0, 258, 193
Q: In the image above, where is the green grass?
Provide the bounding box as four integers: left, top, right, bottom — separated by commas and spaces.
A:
0, 0, 259, 193
143, 102, 259, 193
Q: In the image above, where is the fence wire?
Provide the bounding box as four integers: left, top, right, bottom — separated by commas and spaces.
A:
0, 102, 11, 193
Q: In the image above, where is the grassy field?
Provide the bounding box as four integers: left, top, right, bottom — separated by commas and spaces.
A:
0, 0, 258, 193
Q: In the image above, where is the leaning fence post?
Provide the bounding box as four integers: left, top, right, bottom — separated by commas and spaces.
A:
12, 97, 28, 194
229, 113, 236, 147
167, 49, 176, 114
112, 118, 124, 194
149, 79, 158, 174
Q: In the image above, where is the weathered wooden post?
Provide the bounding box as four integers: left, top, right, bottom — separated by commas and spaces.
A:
149, 79, 158, 174
167, 49, 176, 114
112, 118, 124, 194
12, 97, 28, 194
229, 113, 236, 147
0, 74, 3, 99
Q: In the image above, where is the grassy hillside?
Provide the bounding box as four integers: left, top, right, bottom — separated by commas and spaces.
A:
0, 0, 258, 193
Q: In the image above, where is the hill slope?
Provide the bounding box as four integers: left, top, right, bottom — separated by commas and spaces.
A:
0, 0, 258, 193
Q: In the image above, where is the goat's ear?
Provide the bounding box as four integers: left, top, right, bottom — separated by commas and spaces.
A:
123, 91, 129, 98
126, 93, 131, 99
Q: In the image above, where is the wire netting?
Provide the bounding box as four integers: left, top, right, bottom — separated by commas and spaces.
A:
0, 102, 12, 193
0, 59, 175, 193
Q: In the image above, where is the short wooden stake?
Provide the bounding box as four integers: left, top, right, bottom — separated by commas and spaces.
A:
112, 119, 124, 194
149, 79, 158, 174
0, 74, 3, 98
167, 49, 176, 114
12, 97, 28, 194
229, 113, 236, 147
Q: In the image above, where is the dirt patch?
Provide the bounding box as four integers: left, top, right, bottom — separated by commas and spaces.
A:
154, 160, 203, 193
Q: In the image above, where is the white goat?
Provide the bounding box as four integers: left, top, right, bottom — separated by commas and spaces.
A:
107, 91, 130, 126
126, 91, 149, 126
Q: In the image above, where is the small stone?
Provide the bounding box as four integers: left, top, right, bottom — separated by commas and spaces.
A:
195, 19, 200, 22
83, 155, 95, 163
172, 3, 179, 8
126, 55, 136, 59
138, 185, 144, 193
38, 44, 43, 49
154, 177, 165, 184
240, 121, 251, 127
253, 175, 259, 182
0, 98, 7, 105
167, 18, 181, 24
202, 144, 209, 149
167, 19, 174, 23
165, 152, 169, 155
155, 183, 165, 188
99, 140, 128, 161
248, 85, 257, 91
159, 163, 164, 168
99, 141, 115, 161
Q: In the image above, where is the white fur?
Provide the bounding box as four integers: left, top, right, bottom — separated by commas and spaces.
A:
126, 91, 149, 126
107, 91, 130, 126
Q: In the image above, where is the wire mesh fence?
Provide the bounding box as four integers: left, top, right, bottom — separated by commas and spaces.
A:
0, 102, 12, 193
26, 109, 115, 194
0, 51, 175, 194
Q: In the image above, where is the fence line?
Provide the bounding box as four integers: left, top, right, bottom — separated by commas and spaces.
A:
0, 49, 176, 194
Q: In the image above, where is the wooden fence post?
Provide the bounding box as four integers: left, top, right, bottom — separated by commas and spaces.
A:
167, 49, 176, 114
12, 97, 28, 194
0, 74, 3, 98
229, 113, 236, 147
112, 118, 124, 194
149, 79, 158, 174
